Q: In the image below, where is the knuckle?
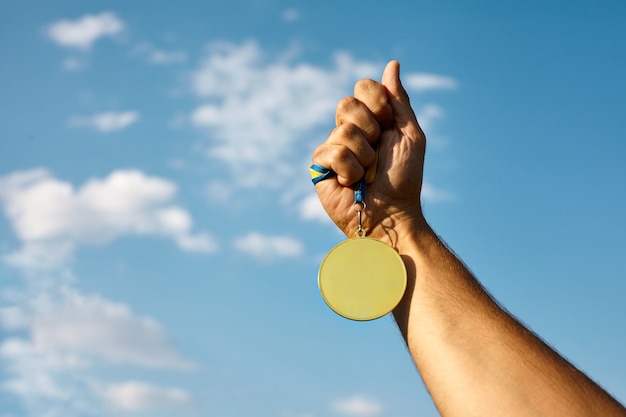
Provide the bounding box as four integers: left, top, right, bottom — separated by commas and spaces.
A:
334, 122, 359, 138
353, 80, 392, 129
336, 96, 360, 116
312, 145, 326, 161
331, 146, 364, 184
362, 121, 381, 143
331, 145, 354, 163
339, 118, 378, 144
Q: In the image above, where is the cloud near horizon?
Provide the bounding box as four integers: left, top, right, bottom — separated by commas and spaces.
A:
0, 286, 194, 416
1, 287, 193, 370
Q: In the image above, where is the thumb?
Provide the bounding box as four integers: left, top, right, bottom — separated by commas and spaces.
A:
381, 60, 421, 129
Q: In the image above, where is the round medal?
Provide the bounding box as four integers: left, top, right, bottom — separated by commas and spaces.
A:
318, 237, 407, 321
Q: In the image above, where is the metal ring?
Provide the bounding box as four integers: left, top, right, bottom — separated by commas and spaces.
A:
353, 202, 366, 212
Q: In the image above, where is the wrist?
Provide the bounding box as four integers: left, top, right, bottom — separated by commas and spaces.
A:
368, 208, 432, 253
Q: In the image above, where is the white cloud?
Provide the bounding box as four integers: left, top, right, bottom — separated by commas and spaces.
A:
0, 169, 217, 271
175, 232, 218, 253
234, 232, 303, 260
189, 40, 379, 189
100, 381, 191, 411
332, 395, 383, 417
415, 104, 445, 132
46, 12, 125, 51
404, 72, 458, 91
68, 111, 139, 133
0, 169, 206, 412
0, 168, 170, 243
299, 193, 331, 223
421, 182, 454, 203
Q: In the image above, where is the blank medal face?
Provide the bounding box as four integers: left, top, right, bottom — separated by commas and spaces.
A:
318, 237, 407, 321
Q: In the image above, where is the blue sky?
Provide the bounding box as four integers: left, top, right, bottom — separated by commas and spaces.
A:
1, 1, 625, 416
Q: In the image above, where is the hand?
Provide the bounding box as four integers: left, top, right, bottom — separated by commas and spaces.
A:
312, 60, 427, 245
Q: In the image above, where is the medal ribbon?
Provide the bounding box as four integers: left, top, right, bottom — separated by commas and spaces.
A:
353, 178, 367, 237
354, 178, 366, 205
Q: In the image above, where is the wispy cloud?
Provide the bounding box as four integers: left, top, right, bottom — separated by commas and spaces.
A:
148, 49, 188, 64
189, 40, 379, 189
332, 395, 383, 417
99, 380, 191, 411
405, 72, 458, 91
133, 42, 188, 65
68, 111, 139, 133
0, 336, 97, 416
46, 12, 125, 51
415, 104, 445, 132
234, 232, 303, 261
0, 286, 193, 416
4, 287, 193, 370
422, 182, 455, 203
187, 40, 458, 214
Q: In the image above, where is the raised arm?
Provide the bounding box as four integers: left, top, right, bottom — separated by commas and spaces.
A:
312, 60, 626, 417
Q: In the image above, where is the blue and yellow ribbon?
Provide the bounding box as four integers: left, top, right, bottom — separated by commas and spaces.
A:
309, 164, 336, 185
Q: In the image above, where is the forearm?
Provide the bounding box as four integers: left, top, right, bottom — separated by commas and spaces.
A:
392, 220, 626, 417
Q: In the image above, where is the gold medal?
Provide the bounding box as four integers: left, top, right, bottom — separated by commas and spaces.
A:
318, 237, 406, 321
313, 158, 406, 321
